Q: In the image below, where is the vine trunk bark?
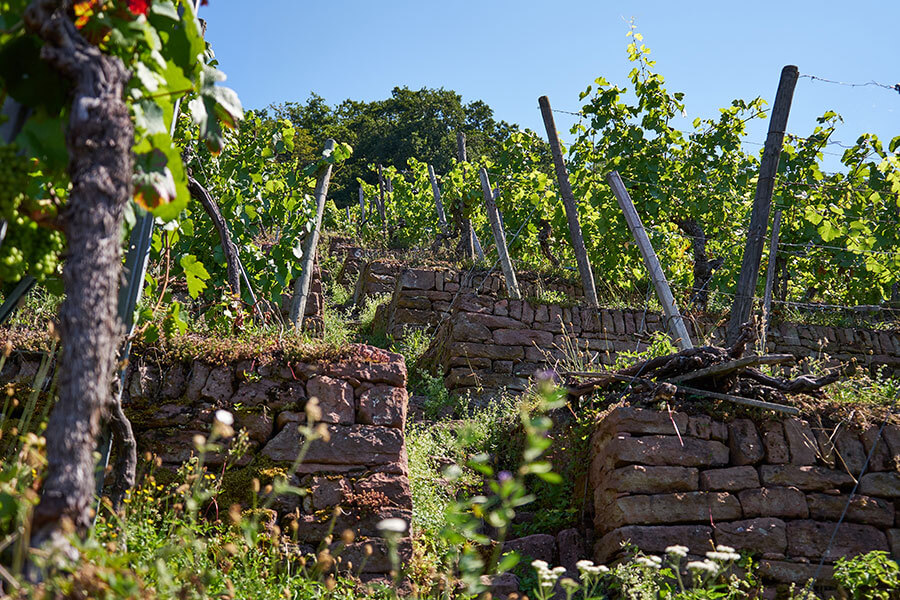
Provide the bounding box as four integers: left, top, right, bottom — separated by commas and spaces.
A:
673, 217, 722, 311
188, 176, 241, 296
25, 0, 133, 549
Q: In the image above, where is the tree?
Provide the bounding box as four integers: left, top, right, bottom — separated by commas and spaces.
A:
269, 86, 515, 210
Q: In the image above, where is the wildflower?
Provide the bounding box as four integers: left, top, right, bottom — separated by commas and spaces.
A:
665, 545, 689, 558
686, 559, 719, 575
531, 560, 549, 571
635, 556, 661, 569
715, 545, 735, 553
305, 397, 322, 423
706, 550, 741, 562
214, 409, 234, 426
376, 517, 408, 533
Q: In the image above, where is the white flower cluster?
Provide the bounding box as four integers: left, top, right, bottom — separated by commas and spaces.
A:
635, 555, 662, 569
686, 559, 719, 575
665, 545, 689, 558
706, 545, 741, 562
531, 560, 567, 590
575, 559, 609, 583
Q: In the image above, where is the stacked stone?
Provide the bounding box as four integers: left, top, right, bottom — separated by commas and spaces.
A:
590, 407, 900, 588
422, 301, 899, 398
116, 345, 410, 577
353, 260, 406, 305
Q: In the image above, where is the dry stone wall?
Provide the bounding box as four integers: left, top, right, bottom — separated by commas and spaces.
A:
373, 264, 900, 397
590, 407, 900, 588
0, 343, 411, 578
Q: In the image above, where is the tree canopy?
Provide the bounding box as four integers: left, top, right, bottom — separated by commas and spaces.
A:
268, 86, 515, 208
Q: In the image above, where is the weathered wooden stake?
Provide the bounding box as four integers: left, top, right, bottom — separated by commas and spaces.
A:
538, 95, 599, 308
290, 139, 335, 329
456, 132, 480, 261
479, 167, 521, 299
760, 209, 783, 352
726, 65, 799, 345
359, 184, 366, 223
607, 171, 693, 350
428, 163, 449, 234
377, 164, 388, 242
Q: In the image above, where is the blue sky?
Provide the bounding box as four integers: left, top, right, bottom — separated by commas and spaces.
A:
200, 1, 898, 171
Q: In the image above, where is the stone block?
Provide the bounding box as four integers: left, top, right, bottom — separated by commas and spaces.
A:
594, 525, 713, 563
599, 434, 729, 468
815, 429, 837, 468
400, 268, 435, 290
700, 466, 760, 492
598, 465, 699, 494
598, 407, 689, 436
806, 493, 894, 528
493, 328, 554, 346
308, 476, 350, 511
786, 520, 888, 560
556, 528, 584, 573
759, 465, 854, 491
783, 418, 818, 465
739, 487, 809, 519
263, 424, 404, 468
468, 313, 527, 330
503, 534, 557, 564
860, 425, 893, 472
760, 421, 789, 464
357, 385, 407, 428
835, 429, 867, 475
456, 342, 524, 361
888, 529, 900, 558
758, 560, 833, 584
687, 415, 712, 440
596, 491, 741, 531
859, 472, 900, 498
307, 375, 355, 424
714, 518, 787, 557
325, 351, 407, 388
728, 419, 764, 465
354, 472, 412, 508
185, 362, 211, 401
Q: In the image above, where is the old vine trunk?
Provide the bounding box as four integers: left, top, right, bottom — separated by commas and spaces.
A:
25, 0, 132, 547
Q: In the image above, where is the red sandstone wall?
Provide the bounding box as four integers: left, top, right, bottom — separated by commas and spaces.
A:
590, 407, 899, 589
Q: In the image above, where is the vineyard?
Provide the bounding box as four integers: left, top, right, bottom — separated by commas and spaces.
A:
1, 1, 899, 599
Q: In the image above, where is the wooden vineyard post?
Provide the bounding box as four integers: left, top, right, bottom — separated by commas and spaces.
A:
538, 95, 600, 308
357, 187, 364, 237
607, 171, 693, 350
290, 139, 335, 329
377, 164, 388, 242
427, 163, 449, 234
726, 65, 798, 345
479, 167, 521, 299
760, 209, 783, 352
456, 132, 481, 261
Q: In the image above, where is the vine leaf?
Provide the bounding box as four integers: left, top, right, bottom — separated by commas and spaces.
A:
180, 254, 210, 298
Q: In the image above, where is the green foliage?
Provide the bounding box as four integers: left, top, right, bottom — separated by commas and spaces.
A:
0, 0, 244, 286
270, 87, 515, 210
834, 550, 900, 599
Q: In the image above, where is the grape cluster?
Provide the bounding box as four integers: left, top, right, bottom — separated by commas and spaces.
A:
0, 143, 29, 220
0, 143, 64, 283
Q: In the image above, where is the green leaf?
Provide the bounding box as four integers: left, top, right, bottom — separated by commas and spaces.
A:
180, 254, 210, 298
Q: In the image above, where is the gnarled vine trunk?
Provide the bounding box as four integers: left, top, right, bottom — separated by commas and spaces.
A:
25, 0, 132, 548
673, 217, 722, 311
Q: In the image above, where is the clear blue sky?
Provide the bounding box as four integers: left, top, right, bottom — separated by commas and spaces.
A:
200, 1, 898, 171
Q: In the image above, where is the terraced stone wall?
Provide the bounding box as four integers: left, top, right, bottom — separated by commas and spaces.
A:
0, 344, 411, 578
590, 407, 900, 590
390, 264, 900, 397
